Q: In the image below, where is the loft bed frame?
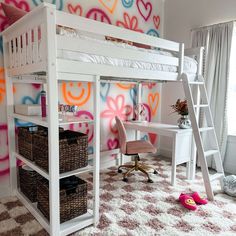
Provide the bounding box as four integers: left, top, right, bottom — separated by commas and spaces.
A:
2, 3, 203, 82
2, 3, 204, 236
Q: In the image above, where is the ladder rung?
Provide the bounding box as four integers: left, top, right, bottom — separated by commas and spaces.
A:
204, 150, 219, 157
210, 173, 224, 182
194, 104, 208, 108
199, 127, 214, 132
189, 81, 204, 85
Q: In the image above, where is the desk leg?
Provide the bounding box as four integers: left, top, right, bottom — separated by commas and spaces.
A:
171, 134, 177, 186
186, 161, 191, 179
189, 135, 197, 180
120, 153, 124, 165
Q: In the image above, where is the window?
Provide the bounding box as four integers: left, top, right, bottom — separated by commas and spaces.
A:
228, 26, 236, 135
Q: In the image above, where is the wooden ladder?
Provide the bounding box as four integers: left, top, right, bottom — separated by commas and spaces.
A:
182, 73, 225, 200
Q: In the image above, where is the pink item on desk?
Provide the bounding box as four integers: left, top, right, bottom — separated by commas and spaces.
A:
40, 90, 46, 118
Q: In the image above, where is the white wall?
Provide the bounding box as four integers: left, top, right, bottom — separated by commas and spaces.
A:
164, 0, 236, 47
161, 0, 236, 173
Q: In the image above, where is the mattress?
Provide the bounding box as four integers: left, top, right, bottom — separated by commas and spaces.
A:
57, 28, 198, 74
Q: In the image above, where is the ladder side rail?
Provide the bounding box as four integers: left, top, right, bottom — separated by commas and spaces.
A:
182, 73, 214, 200
199, 83, 224, 174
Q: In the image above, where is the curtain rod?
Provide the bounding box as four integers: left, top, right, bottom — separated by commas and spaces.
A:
191, 20, 235, 32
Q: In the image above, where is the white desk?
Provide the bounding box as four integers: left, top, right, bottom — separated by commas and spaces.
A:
124, 121, 196, 186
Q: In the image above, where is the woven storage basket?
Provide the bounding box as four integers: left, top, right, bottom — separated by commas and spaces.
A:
37, 176, 87, 223
18, 126, 46, 161
19, 165, 38, 202
33, 130, 88, 173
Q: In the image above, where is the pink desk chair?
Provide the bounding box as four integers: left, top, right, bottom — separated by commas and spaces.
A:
115, 116, 158, 183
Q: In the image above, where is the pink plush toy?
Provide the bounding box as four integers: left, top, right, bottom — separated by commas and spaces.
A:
191, 192, 208, 205
179, 193, 197, 211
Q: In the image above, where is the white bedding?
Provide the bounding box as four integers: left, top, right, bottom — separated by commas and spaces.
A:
57, 28, 197, 74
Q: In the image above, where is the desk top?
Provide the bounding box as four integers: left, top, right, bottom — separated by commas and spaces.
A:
124, 121, 192, 137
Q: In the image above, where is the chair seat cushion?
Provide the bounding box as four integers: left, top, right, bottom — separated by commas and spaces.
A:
126, 140, 156, 155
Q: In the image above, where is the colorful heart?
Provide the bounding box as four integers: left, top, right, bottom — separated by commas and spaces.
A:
137, 0, 152, 21
148, 133, 157, 144
98, 0, 118, 14
107, 138, 119, 150
122, 0, 134, 8
148, 92, 160, 116
67, 3, 83, 16
100, 83, 110, 102
153, 15, 160, 30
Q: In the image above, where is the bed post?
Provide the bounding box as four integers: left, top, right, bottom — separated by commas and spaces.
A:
178, 43, 184, 77
44, 4, 60, 236
197, 47, 204, 76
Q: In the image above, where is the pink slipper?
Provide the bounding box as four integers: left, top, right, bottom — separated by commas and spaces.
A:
191, 192, 208, 205
179, 193, 197, 211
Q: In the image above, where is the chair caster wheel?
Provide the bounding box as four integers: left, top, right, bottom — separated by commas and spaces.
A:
148, 179, 154, 183
118, 169, 122, 173
154, 170, 158, 174
123, 177, 128, 182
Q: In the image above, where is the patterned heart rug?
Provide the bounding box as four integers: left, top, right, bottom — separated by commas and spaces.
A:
0, 156, 236, 236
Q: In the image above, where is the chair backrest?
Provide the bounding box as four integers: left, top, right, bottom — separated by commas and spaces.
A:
115, 116, 127, 154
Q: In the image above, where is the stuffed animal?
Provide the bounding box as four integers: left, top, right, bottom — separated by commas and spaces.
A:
223, 175, 236, 197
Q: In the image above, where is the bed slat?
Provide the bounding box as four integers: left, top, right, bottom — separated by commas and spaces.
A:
56, 11, 180, 52
57, 35, 179, 67
57, 59, 179, 81
22, 33, 27, 66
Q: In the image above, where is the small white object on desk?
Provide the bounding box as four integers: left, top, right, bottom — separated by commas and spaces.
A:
14, 104, 41, 116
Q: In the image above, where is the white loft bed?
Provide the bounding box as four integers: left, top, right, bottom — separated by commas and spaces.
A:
2, 3, 204, 83
2, 3, 204, 236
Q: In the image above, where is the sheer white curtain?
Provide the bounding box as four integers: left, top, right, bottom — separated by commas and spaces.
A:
191, 21, 234, 167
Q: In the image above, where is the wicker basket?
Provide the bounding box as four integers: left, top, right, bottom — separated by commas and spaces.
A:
37, 176, 87, 223
18, 126, 46, 161
19, 165, 38, 202
33, 130, 88, 173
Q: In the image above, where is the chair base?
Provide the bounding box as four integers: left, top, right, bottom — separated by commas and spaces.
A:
118, 155, 158, 182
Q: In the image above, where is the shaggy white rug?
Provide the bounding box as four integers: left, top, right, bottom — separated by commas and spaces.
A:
77, 157, 236, 236
0, 156, 236, 236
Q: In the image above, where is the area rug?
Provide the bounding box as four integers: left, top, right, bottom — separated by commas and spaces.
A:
0, 156, 236, 236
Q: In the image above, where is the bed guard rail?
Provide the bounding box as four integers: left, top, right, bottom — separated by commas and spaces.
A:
1, 3, 51, 75
185, 47, 204, 76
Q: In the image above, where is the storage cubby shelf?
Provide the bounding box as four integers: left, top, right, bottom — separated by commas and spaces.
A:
15, 152, 49, 180
12, 113, 94, 127
14, 152, 93, 180
16, 189, 94, 236
16, 190, 50, 233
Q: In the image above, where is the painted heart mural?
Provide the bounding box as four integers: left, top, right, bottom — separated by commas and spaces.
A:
148, 92, 160, 116
98, 0, 118, 14
136, 0, 152, 21
0, 0, 162, 185
67, 3, 83, 16
153, 15, 160, 30
122, 0, 134, 8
